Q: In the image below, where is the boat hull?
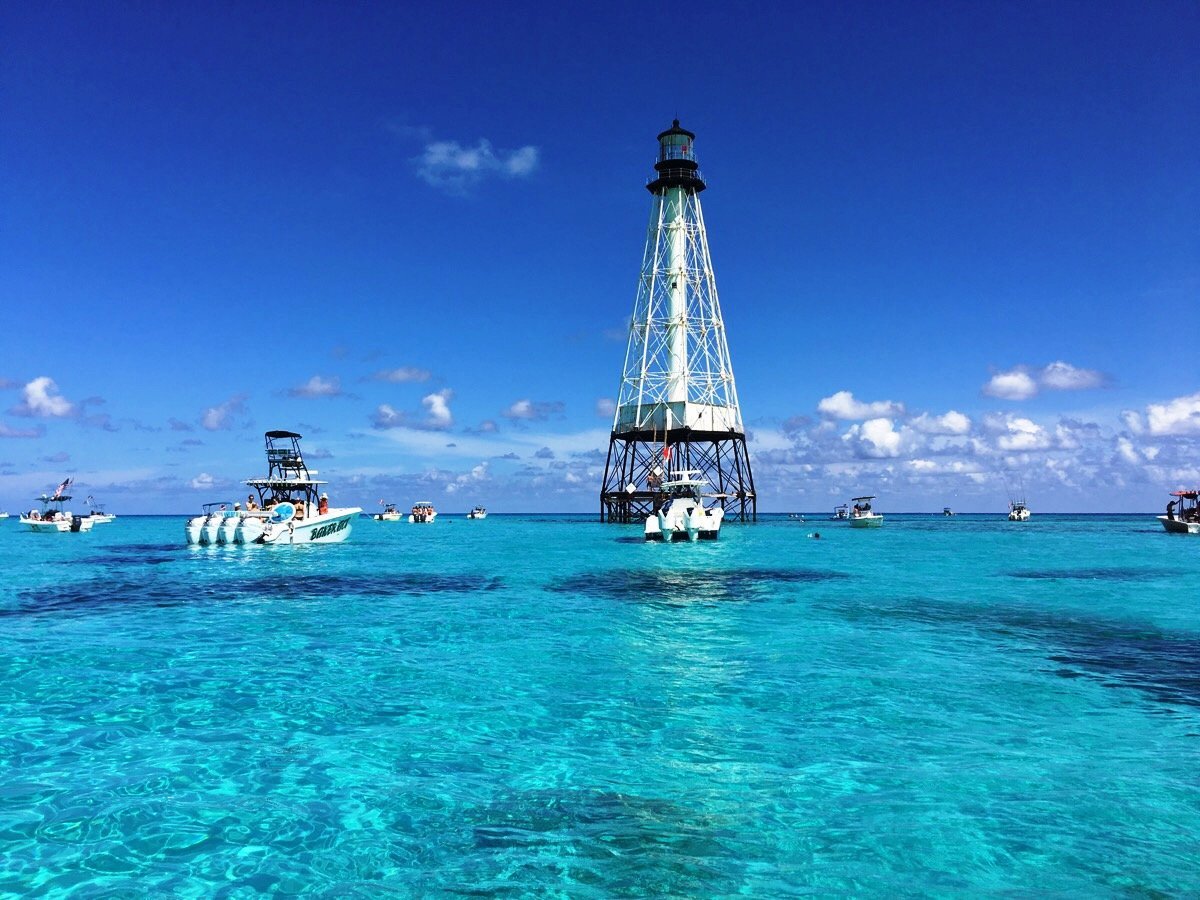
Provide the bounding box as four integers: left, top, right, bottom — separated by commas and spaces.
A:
1158, 515, 1200, 534
849, 514, 884, 528
257, 508, 362, 544
645, 506, 723, 541
20, 516, 93, 533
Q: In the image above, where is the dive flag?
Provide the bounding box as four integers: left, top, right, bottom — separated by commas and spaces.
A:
661, 446, 671, 461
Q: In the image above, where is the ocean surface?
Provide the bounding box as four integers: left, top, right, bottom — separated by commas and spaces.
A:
1, 512, 1198, 896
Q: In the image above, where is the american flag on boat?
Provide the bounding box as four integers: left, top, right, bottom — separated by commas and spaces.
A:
52, 477, 71, 499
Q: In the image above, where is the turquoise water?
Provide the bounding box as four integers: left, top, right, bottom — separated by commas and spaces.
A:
1, 513, 1198, 895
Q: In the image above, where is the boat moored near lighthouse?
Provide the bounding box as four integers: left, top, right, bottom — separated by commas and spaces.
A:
644, 471, 724, 541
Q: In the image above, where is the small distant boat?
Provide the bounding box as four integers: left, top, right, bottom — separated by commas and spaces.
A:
1008, 499, 1031, 521
788, 513, 805, 521
19, 479, 94, 533
1158, 490, 1200, 534
84, 495, 116, 524
374, 502, 403, 522
409, 501, 437, 524
645, 471, 723, 541
943, 507, 955, 517
467, 506, 487, 519
0, 512, 9, 519
849, 495, 883, 528
830, 504, 849, 521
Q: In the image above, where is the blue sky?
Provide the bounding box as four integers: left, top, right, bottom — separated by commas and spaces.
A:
2, 1, 1198, 513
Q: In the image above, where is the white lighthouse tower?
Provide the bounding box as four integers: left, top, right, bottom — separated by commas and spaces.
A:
600, 120, 755, 523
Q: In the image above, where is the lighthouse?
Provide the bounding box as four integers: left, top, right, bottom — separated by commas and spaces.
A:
600, 120, 756, 523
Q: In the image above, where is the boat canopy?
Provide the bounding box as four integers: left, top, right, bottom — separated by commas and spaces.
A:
265, 430, 303, 439
851, 495, 876, 501
246, 477, 328, 487
1170, 490, 1200, 499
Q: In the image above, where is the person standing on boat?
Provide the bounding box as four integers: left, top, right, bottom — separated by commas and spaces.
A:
1167, 499, 1177, 520
318, 493, 329, 515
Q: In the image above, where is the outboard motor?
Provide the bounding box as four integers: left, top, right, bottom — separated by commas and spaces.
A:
71, 515, 85, 532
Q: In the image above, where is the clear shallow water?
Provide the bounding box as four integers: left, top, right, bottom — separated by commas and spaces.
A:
1, 513, 1198, 895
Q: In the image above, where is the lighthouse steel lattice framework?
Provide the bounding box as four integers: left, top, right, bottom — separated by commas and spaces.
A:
600, 121, 755, 523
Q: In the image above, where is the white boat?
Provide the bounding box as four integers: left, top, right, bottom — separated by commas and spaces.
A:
374, 502, 403, 522
409, 501, 437, 524
1008, 500, 1031, 521
943, 507, 955, 517
19, 480, 95, 533
0, 512, 10, 519
644, 471, 724, 541
84, 496, 116, 524
830, 504, 849, 521
467, 506, 487, 519
185, 431, 361, 546
849, 495, 883, 528
1158, 490, 1200, 534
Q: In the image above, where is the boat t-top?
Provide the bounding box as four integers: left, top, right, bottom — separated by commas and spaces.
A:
374, 502, 403, 522
831, 504, 849, 521
409, 501, 437, 524
19, 479, 95, 533
84, 495, 116, 524
849, 495, 883, 528
645, 470, 724, 541
185, 431, 362, 545
1158, 490, 1200, 534
943, 507, 955, 517
1008, 499, 1031, 521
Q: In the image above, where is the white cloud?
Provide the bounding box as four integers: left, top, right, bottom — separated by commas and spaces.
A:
993, 416, 1051, 451
445, 461, 491, 495
371, 404, 405, 429
1146, 391, 1200, 436
1121, 410, 1145, 435
422, 389, 454, 429
190, 472, 215, 490
0, 422, 45, 438
369, 367, 431, 383
288, 376, 342, 398
984, 361, 1105, 401
844, 417, 906, 458
503, 399, 564, 421
817, 390, 905, 420
201, 395, 247, 431
983, 369, 1038, 401
1040, 361, 1104, 391
911, 410, 971, 435
11, 376, 74, 418
414, 138, 540, 193
595, 398, 615, 418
